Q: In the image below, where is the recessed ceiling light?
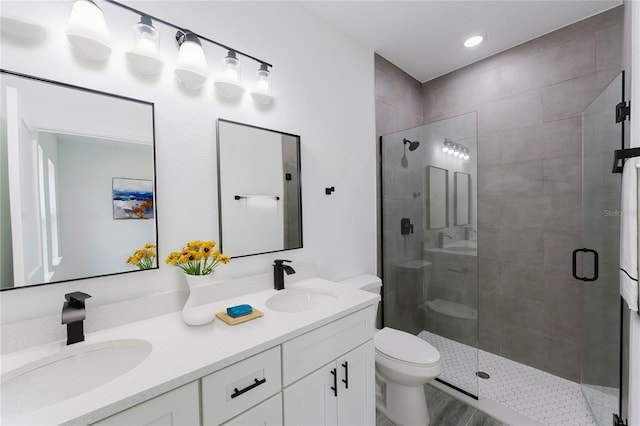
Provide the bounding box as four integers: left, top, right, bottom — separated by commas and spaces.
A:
464, 35, 484, 48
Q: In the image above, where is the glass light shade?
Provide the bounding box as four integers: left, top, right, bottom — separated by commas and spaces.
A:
0, 15, 46, 39
65, 0, 112, 61
125, 18, 163, 75
214, 51, 244, 98
250, 64, 273, 105
464, 154, 470, 160
442, 146, 448, 153
175, 37, 208, 89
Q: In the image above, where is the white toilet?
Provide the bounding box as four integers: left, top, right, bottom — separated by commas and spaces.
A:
340, 275, 442, 426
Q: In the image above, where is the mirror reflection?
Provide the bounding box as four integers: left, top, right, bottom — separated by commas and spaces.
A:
217, 119, 302, 257
425, 165, 448, 230
1, 70, 157, 290
454, 172, 471, 226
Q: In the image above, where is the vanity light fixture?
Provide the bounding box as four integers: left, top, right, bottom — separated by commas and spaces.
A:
464, 34, 484, 48
65, 0, 112, 61
125, 16, 163, 75
174, 30, 209, 89
70, 0, 275, 101
250, 63, 273, 105
214, 50, 245, 98
442, 139, 471, 161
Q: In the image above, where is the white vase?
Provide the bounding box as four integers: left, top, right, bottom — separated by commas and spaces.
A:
181, 273, 216, 326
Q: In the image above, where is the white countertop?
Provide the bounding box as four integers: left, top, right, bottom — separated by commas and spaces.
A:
1, 277, 379, 426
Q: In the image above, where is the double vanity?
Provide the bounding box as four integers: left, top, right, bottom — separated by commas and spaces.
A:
1, 273, 379, 425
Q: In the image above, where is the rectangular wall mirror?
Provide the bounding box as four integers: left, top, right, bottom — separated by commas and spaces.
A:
0, 70, 157, 290
425, 165, 448, 230
454, 171, 471, 226
217, 119, 302, 258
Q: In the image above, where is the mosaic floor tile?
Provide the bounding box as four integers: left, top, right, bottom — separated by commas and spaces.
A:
417, 330, 614, 426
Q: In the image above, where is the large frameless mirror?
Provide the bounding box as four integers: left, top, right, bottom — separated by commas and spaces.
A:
0, 70, 157, 290
217, 119, 302, 258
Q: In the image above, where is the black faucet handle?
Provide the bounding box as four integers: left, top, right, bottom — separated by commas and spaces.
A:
274, 259, 292, 266
65, 292, 92, 307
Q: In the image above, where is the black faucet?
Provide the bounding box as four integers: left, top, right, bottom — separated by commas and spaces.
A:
273, 259, 295, 290
61, 292, 91, 345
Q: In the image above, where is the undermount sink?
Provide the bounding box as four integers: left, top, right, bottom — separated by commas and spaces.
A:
265, 288, 338, 312
1, 339, 152, 418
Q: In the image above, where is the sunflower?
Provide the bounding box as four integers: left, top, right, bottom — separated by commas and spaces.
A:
165, 240, 230, 276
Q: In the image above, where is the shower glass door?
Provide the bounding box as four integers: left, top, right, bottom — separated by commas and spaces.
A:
580, 72, 623, 425
381, 112, 478, 397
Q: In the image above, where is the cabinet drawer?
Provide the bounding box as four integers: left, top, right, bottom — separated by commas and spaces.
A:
202, 346, 281, 425
222, 393, 283, 426
282, 305, 376, 386
92, 381, 199, 426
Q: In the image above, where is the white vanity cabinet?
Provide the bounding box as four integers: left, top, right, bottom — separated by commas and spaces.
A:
91, 305, 377, 426
283, 340, 375, 426
93, 381, 200, 426
282, 305, 376, 426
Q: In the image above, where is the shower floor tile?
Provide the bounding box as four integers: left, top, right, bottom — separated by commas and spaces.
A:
418, 330, 604, 426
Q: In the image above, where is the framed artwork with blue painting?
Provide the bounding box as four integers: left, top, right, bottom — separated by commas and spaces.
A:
112, 178, 154, 219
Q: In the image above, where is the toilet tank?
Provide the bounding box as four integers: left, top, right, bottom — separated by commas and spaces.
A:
394, 260, 432, 306
339, 275, 383, 328
339, 274, 382, 295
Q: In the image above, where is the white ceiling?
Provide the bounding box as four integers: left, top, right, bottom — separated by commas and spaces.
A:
299, 0, 622, 83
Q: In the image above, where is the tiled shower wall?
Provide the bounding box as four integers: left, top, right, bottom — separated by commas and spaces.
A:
421, 7, 623, 382
375, 6, 623, 382
375, 54, 424, 277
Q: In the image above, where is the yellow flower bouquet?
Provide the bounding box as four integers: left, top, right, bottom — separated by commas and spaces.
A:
165, 240, 230, 276
126, 243, 157, 270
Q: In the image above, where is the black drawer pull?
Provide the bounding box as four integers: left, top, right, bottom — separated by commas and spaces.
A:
230, 378, 266, 399
330, 368, 338, 397
342, 361, 349, 389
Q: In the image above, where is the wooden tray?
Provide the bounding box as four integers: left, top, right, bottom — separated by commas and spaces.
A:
216, 308, 263, 325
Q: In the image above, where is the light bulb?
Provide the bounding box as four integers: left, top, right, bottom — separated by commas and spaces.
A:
250, 64, 273, 105
464, 154, 470, 160
222, 50, 241, 82
442, 146, 448, 153
214, 50, 245, 98
125, 16, 163, 75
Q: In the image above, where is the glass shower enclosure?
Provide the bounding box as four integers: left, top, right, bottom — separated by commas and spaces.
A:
579, 72, 624, 426
380, 111, 479, 397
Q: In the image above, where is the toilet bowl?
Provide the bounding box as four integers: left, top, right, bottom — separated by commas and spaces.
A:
339, 274, 443, 426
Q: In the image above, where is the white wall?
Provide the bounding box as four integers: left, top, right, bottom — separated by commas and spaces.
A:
0, 1, 376, 323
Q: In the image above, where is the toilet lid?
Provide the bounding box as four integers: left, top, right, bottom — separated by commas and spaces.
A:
374, 327, 440, 366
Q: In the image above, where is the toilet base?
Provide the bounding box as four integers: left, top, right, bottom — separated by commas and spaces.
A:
376, 373, 430, 425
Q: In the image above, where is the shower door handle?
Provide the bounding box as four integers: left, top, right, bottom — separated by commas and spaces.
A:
572, 248, 599, 281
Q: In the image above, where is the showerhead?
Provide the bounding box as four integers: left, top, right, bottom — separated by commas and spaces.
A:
403, 138, 420, 151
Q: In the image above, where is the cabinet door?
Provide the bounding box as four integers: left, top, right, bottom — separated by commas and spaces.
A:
92, 382, 199, 426
336, 340, 375, 426
283, 362, 338, 426
223, 393, 283, 426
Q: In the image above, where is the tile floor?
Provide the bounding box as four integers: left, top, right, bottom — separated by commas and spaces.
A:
376, 383, 505, 426
418, 330, 615, 426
